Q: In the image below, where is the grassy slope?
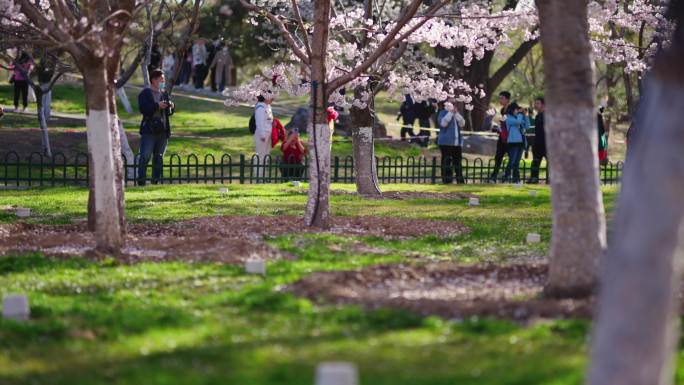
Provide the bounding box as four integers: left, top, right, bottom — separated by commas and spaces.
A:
0, 84, 424, 159
0, 183, 647, 385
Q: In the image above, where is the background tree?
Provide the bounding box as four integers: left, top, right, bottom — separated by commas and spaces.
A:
587, 2, 684, 384
237, 0, 450, 227
9, 0, 139, 252
536, 0, 607, 297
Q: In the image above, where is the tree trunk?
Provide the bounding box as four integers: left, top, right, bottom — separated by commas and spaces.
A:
82, 61, 125, 252
116, 86, 134, 114
118, 119, 135, 180
35, 86, 52, 157
142, 4, 154, 89
536, 0, 607, 298
587, 9, 684, 384
623, 71, 635, 121
351, 86, 381, 197
304, 0, 332, 228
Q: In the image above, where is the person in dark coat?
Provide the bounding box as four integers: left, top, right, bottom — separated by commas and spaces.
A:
528, 97, 547, 184
413, 100, 436, 147
137, 69, 175, 186
397, 94, 416, 141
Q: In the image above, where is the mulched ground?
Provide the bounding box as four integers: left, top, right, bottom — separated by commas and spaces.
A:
331, 190, 476, 200
289, 262, 597, 320
0, 215, 468, 264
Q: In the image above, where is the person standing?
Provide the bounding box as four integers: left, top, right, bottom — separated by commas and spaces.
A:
597, 107, 608, 165
528, 97, 547, 184
148, 44, 162, 74
176, 51, 193, 87
254, 93, 274, 180
437, 100, 466, 184
488, 91, 512, 182
397, 94, 416, 141
414, 100, 435, 147
10, 51, 34, 113
502, 102, 530, 183
137, 69, 174, 186
191, 39, 208, 90
205, 38, 219, 92
209, 44, 234, 93
162, 50, 176, 81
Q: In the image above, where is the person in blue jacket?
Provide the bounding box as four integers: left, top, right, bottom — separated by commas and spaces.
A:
437, 99, 466, 184
137, 69, 175, 186
502, 102, 530, 183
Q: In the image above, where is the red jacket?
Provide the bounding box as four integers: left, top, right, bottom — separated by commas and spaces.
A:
281, 138, 306, 164
271, 118, 286, 148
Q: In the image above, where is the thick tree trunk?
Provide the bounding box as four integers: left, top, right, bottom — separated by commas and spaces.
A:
587, 10, 684, 385
351, 87, 381, 197
82, 62, 125, 252
304, 0, 332, 228
536, 0, 606, 297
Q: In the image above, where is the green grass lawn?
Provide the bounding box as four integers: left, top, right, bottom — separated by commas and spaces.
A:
0, 183, 643, 385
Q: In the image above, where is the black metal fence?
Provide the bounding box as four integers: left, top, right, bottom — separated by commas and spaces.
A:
0, 151, 624, 187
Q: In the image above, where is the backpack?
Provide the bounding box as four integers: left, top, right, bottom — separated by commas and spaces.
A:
249, 105, 264, 135
249, 114, 257, 134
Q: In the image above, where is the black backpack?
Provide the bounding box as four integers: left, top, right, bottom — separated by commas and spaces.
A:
249, 114, 257, 134
249, 105, 264, 134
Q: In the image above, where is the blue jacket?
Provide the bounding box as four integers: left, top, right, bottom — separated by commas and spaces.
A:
506, 113, 530, 144
437, 109, 464, 146
138, 88, 174, 136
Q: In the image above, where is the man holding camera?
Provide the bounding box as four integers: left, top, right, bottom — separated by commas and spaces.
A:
137, 69, 175, 186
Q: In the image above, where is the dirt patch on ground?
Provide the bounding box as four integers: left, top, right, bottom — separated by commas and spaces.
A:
289, 262, 597, 320
0, 215, 468, 264
0, 129, 139, 160
331, 190, 476, 200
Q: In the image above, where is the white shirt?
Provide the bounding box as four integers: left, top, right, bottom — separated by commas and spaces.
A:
254, 102, 273, 140
162, 55, 175, 73
192, 44, 207, 66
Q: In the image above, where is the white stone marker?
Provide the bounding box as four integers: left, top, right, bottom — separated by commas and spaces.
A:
218, 187, 229, 194
245, 259, 266, 275
2, 294, 30, 321
15, 208, 31, 218
468, 197, 480, 206
315, 362, 358, 385
514, 183, 523, 189
526, 233, 542, 244
528, 190, 538, 197
293, 181, 302, 187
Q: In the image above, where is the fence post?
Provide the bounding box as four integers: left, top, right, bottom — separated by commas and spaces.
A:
239, 154, 245, 184
431, 156, 437, 184
333, 156, 339, 183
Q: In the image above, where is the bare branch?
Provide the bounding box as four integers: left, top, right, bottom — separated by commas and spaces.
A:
291, 0, 312, 58
239, 0, 310, 64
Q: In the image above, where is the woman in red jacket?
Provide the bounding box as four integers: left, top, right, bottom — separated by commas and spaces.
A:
280, 129, 306, 181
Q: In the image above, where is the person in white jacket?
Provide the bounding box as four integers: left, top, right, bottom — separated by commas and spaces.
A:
162, 51, 176, 80
254, 93, 274, 180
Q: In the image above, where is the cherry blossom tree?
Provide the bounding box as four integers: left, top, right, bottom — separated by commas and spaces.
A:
3, 0, 139, 252
235, 0, 451, 227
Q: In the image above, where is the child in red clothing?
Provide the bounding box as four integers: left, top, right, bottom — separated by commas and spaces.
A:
280, 129, 306, 180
